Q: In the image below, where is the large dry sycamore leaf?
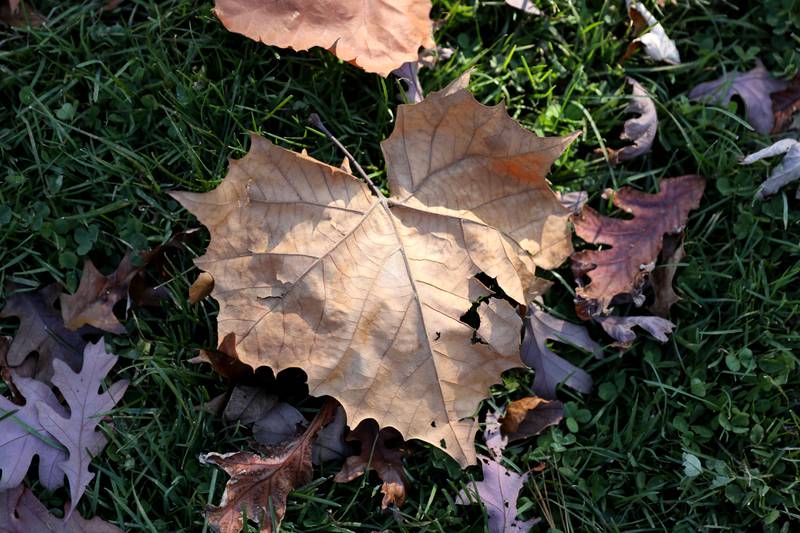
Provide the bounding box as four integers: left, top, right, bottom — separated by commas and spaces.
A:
172, 78, 576, 467
571, 175, 705, 319
213, 0, 434, 77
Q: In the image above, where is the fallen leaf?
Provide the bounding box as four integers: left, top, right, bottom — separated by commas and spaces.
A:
500, 396, 564, 442
505, 0, 542, 15
189, 333, 254, 383
624, 0, 681, 65
0, 284, 93, 383
200, 398, 337, 533
171, 75, 577, 466
476, 299, 522, 359
213, 0, 434, 77
456, 421, 539, 533
571, 175, 706, 319
36, 339, 129, 515
483, 410, 506, 460
392, 61, 424, 104
334, 419, 406, 509
595, 315, 675, 347
772, 75, 800, 133
0, 485, 122, 533
312, 405, 352, 464
557, 191, 588, 215
522, 308, 601, 400
0, 0, 42, 27
689, 60, 787, 135
604, 78, 657, 165
648, 233, 684, 316
0, 372, 68, 492
102, 0, 124, 11
740, 138, 800, 199
189, 272, 216, 304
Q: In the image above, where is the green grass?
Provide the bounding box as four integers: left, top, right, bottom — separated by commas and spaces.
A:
2, 0, 800, 531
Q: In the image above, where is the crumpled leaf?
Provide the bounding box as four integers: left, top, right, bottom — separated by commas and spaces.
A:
188, 272, 215, 304
648, 234, 684, 316
0, 284, 93, 384
605, 78, 657, 165
571, 175, 706, 319
171, 75, 577, 467
772, 74, 800, 133
500, 396, 564, 442
522, 308, 602, 400
740, 138, 800, 199
689, 60, 787, 135
624, 0, 681, 65
189, 333, 254, 383
312, 405, 352, 464
334, 419, 407, 509
36, 339, 129, 516
456, 417, 539, 533
0, 485, 123, 533
392, 61, 424, 104
557, 191, 589, 215
595, 315, 675, 348
505, 0, 542, 15
200, 398, 336, 533
213, 0, 434, 77
0, 373, 68, 491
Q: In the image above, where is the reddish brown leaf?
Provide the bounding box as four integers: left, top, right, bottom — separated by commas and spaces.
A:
571, 175, 706, 319
648, 234, 685, 316
0, 0, 43, 27
500, 397, 564, 442
0, 485, 122, 533
189, 333, 254, 383
200, 398, 337, 533
772, 74, 800, 133
334, 419, 406, 509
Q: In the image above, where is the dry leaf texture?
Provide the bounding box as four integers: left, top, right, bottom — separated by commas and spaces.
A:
200, 399, 336, 533
571, 175, 705, 318
171, 79, 577, 466
505, 0, 542, 15
595, 315, 674, 347
771, 75, 800, 133
213, 0, 434, 76
625, 0, 680, 65
500, 396, 564, 442
741, 138, 800, 199
0, 485, 122, 533
648, 234, 684, 316
606, 78, 657, 165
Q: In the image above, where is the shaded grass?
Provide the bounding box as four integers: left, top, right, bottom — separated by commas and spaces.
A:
1, 0, 800, 531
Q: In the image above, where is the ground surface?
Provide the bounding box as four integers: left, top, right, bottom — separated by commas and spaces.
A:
1, 1, 800, 531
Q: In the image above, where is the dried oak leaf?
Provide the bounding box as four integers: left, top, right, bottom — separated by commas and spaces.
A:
311, 404, 352, 464
0, 284, 93, 383
648, 233, 684, 316
0, 372, 68, 492
604, 78, 658, 165
624, 1, 680, 65
189, 333, 254, 383
689, 60, 787, 135
171, 75, 577, 467
0, 485, 122, 533
505, 0, 542, 15
213, 0, 434, 77
200, 398, 337, 533
571, 175, 706, 319
500, 396, 564, 442
595, 315, 674, 348
36, 339, 129, 515
221, 385, 308, 446
772, 74, 800, 133
334, 418, 407, 509
741, 138, 800, 199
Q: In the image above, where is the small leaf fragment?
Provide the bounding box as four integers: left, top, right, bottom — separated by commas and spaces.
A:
500, 396, 564, 442
188, 272, 215, 304
604, 78, 658, 165
624, 1, 681, 65
740, 138, 800, 199
595, 315, 675, 347
505, 0, 542, 15
771, 74, 800, 133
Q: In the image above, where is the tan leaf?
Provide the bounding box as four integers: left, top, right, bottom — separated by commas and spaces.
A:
334, 418, 406, 509
213, 0, 434, 77
200, 398, 337, 533
171, 79, 576, 466
500, 396, 563, 442
189, 272, 215, 304
571, 175, 706, 319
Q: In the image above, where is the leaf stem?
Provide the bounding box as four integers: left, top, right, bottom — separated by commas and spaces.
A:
308, 113, 384, 198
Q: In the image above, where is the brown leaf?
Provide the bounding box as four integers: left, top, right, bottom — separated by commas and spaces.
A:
557, 191, 588, 215
0, 485, 123, 533
500, 396, 564, 442
595, 315, 674, 348
571, 175, 706, 319
0, 0, 43, 27
200, 398, 337, 533
188, 272, 215, 304
772, 74, 800, 133
603, 78, 657, 165
213, 0, 434, 77
334, 419, 406, 509
189, 333, 254, 383
0, 284, 93, 384
648, 234, 684, 316
171, 76, 577, 466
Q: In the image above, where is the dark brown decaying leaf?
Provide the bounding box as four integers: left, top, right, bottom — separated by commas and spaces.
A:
595, 315, 674, 348
0, 284, 94, 384
500, 396, 564, 442
0, 0, 42, 27
772, 74, 800, 133
189, 272, 215, 304
688, 60, 787, 135
189, 333, 254, 383
521, 308, 602, 400
0, 485, 123, 533
200, 398, 337, 533
604, 78, 657, 165
36, 339, 129, 516
213, 0, 434, 76
334, 419, 407, 509
571, 175, 706, 319
648, 234, 685, 316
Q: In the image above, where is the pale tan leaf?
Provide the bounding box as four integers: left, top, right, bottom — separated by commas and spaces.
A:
189, 272, 215, 304
213, 0, 434, 77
